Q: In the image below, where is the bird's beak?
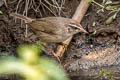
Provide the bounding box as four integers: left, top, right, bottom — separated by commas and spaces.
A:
80, 27, 88, 34
78, 24, 88, 34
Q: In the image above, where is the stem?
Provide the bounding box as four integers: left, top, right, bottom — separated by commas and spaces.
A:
92, 0, 105, 9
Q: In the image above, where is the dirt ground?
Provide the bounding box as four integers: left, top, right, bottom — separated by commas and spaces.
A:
1, 0, 120, 80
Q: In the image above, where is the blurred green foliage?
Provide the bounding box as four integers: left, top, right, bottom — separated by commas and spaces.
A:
89, 0, 120, 24
0, 43, 69, 80
100, 70, 113, 79
0, 10, 3, 14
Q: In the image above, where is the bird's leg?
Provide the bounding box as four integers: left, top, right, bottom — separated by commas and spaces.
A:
44, 45, 61, 62
56, 42, 68, 58
61, 42, 68, 49
37, 41, 61, 62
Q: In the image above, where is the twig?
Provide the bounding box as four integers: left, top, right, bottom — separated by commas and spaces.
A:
3, 0, 8, 8
56, 0, 90, 58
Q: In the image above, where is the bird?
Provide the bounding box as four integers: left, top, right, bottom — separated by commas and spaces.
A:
10, 13, 88, 61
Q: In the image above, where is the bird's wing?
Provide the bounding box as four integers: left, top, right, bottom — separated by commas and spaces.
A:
29, 17, 63, 35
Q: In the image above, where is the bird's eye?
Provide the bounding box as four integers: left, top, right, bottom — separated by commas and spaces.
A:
67, 24, 80, 30
68, 27, 71, 31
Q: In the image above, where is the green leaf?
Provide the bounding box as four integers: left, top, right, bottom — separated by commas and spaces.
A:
106, 12, 117, 24
17, 43, 43, 64
0, 10, 3, 14
38, 57, 69, 80
93, 31, 97, 35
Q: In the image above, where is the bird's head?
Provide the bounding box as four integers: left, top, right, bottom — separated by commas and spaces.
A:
67, 22, 88, 35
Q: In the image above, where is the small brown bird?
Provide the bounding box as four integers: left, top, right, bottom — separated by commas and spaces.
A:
10, 13, 87, 43
10, 13, 87, 61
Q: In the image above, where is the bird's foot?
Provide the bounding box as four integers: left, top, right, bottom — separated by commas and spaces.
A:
44, 45, 61, 63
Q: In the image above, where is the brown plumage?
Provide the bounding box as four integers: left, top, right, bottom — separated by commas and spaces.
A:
10, 13, 87, 43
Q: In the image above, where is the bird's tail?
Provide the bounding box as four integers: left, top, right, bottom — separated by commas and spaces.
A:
10, 13, 35, 23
